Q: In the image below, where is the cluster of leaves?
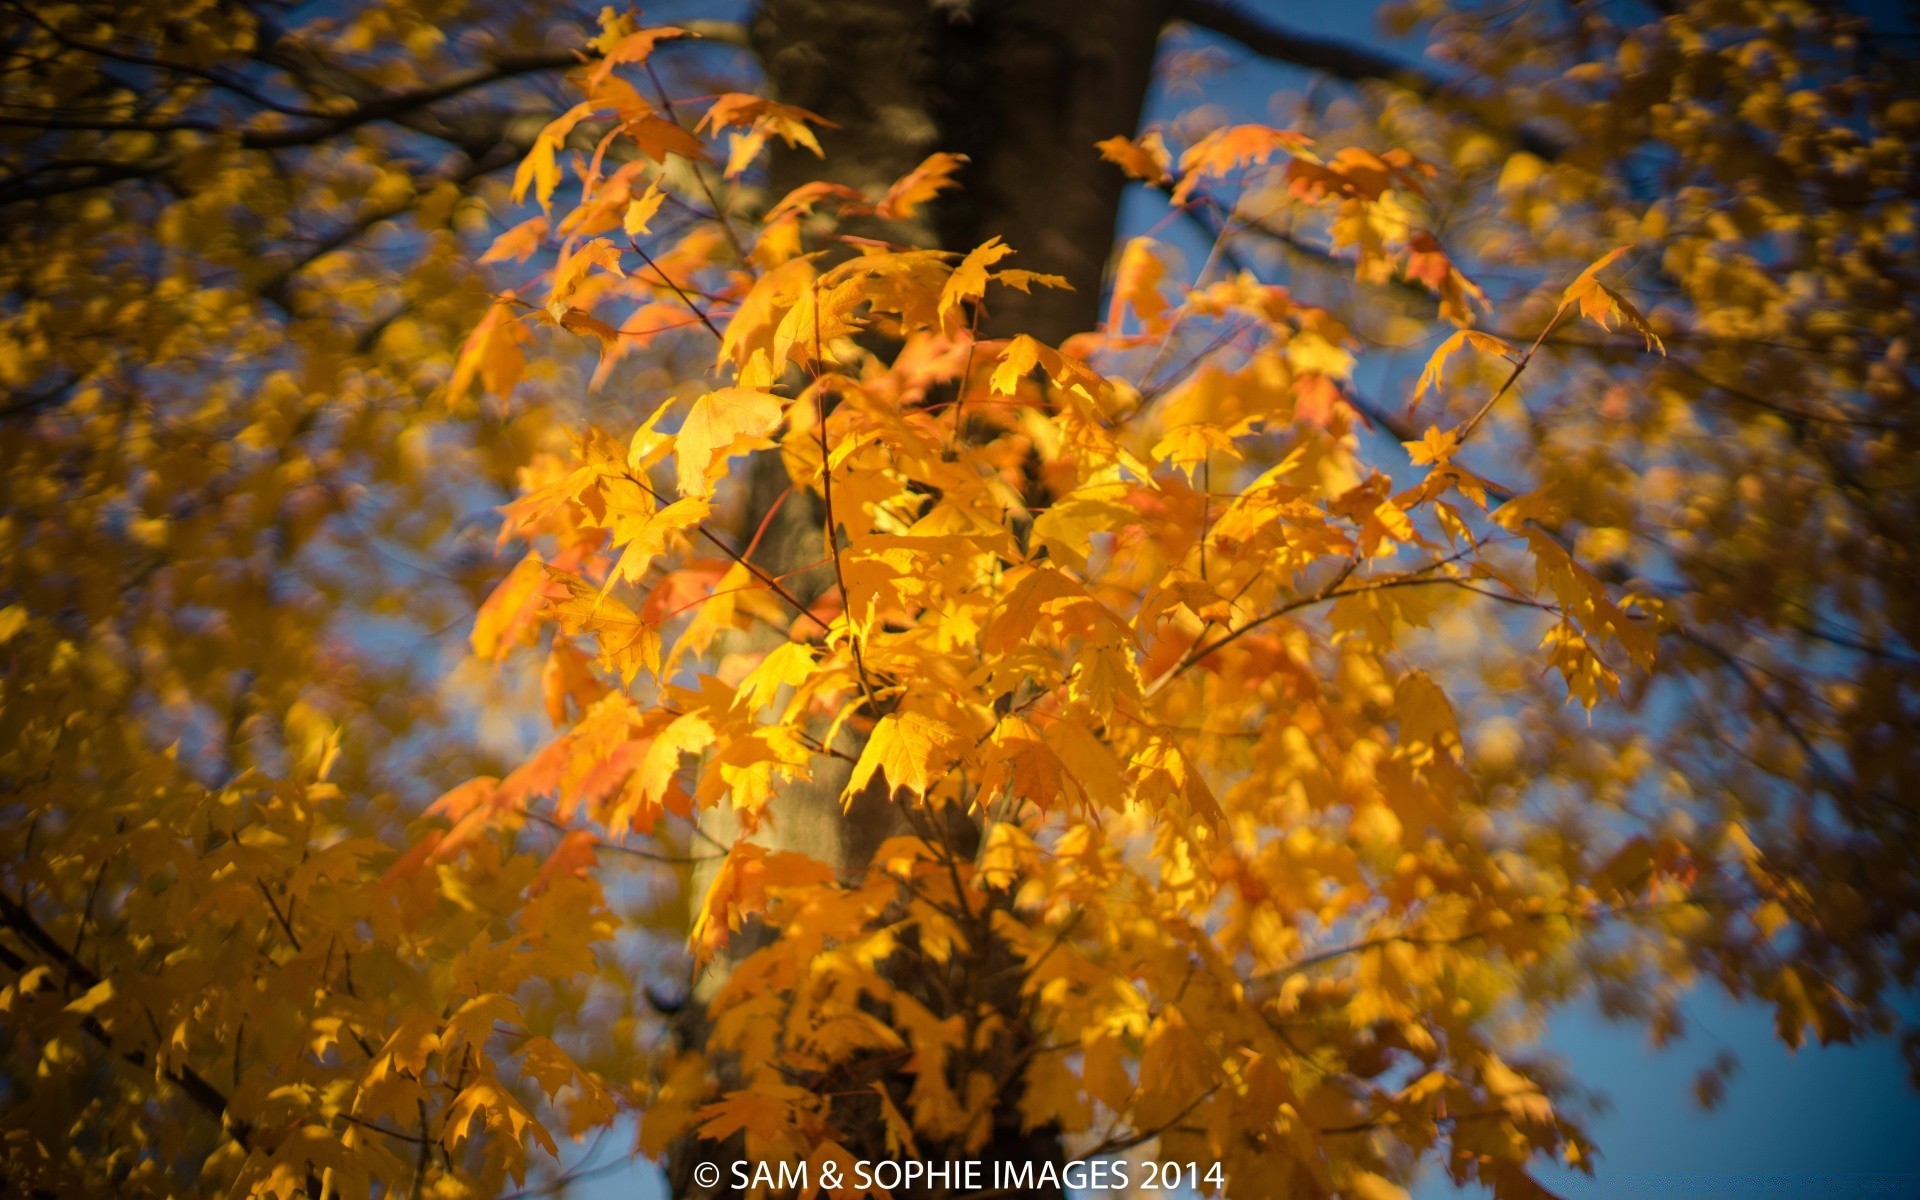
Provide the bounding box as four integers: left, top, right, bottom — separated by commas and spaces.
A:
1369, 0, 1920, 1063
426, 12, 1752, 1197
0, 2, 687, 1196
4, 1, 1917, 1198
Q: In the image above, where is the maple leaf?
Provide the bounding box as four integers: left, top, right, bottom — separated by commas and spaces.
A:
765, 180, 872, 225
1172, 123, 1314, 204
735, 641, 817, 714
623, 115, 710, 164
691, 843, 833, 965
1405, 230, 1488, 325
876, 152, 969, 220
695, 1084, 813, 1160
1413, 329, 1513, 406
551, 237, 623, 305
541, 637, 599, 726
1152, 422, 1242, 480
1404, 425, 1463, 467
623, 180, 666, 236
478, 215, 549, 265
1096, 130, 1172, 184
512, 102, 592, 210
529, 829, 598, 896
1108, 237, 1171, 335
605, 492, 710, 588
443, 1079, 557, 1181
1135, 1006, 1212, 1129
555, 306, 618, 349
674, 387, 784, 497
31, 6, 1914, 1195
939, 237, 1015, 330
700, 94, 832, 176
448, 299, 529, 403
547, 569, 661, 683
872, 1081, 921, 1158
1557, 247, 1665, 351
473, 552, 552, 661
587, 26, 691, 89
984, 336, 1035, 397
848, 710, 962, 800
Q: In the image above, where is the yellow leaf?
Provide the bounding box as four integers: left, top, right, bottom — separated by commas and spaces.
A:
512, 102, 591, 211
736, 641, 816, 713
552, 237, 623, 305
623, 180, 666, 236
63, 979, 114, 1017
472, 552, 548, 661
478, 215, 549, 264
939, 237, 1015, 329
558, 307, 618, 348
624, 115, 710, 164
1404, 424, 1462, 467
1108, 237, 1171, 334
587, 26, 691, 89
675, 387, 784, 497
872, 1082, 921, 1158
1413, 329, 1512, 405
1350, 1171, 1412, 1200
1135, 1007, 1210, 1128
848, 710, 961, 801
990, 334, 1043, 396
1556, 247, 1664, 351
547, 570, 661, 683
1096, 130, 1172, 184
1152, 422, 1241, 480
695, 1084, 812, 1161
691, 844, 832, 965
605, 494, 710, 589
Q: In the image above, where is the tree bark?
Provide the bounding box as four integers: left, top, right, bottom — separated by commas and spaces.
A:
666, 3, 1168, 1194
751, 0, 1170, 340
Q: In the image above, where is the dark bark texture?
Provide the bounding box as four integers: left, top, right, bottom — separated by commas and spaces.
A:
751, 0, 1170, 341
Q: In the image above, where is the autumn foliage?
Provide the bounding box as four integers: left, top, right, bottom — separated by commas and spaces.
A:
3, 2, 1918, 1199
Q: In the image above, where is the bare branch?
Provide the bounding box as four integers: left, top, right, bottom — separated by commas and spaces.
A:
1172, 0, 1564, 160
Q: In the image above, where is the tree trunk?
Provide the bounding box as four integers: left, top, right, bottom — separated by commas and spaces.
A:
751, 0, 1169, 340
666, 3, 1168, 1194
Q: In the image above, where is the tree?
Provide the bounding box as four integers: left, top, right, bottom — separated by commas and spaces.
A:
2, 1, 1916, 1198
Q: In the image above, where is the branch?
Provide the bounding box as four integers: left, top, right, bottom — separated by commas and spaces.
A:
623, 472, 832, 633
1172, 0, 1564, 160
0, 45, 576, 207
5, 0, 336, 119
0, 890, 252, 1148
1176, 0, 1440, 91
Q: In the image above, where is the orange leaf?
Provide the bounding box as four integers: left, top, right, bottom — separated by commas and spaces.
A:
1173, 124, 1313, 204
448, 300, 528, 404
529, 830, 598, 896
472, 552, 551, 661
1096, 131, 1172, 185
876, 152, 968, 221
587, 27, 691, 89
